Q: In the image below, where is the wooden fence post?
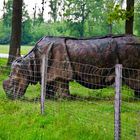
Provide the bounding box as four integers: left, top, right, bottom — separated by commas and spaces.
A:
114, 64, 122, 140
41, 54, 47, 114
40, 43, 53, 115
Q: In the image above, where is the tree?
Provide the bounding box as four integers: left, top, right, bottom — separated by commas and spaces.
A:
40, 0, 46, 21
64, 0, 91, 37
37, 0, 47, 24
3, 0, 13, 28
125, 0, 134, 34
33, 3, 37, 25
84, 0, 110, 36
2, 0, 6, 19
22, 3, 32, 44
134, 1, 140, 35
49, 0, 58, 22
105, 0, 126, 34
105, 0, 135, 35
7, 0, 23, 65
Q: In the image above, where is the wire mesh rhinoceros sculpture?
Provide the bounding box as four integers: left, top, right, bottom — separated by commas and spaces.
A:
3, 34, 140, 99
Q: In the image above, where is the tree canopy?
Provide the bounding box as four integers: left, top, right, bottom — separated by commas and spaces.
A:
0, 0, 139, 45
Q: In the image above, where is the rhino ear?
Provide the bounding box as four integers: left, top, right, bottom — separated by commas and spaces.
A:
45, 42, 54, 55
37, 41, 54, 54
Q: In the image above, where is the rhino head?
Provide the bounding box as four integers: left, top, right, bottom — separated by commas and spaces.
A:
3, 58, 31, 99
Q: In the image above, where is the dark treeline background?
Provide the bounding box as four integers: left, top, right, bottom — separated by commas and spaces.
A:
0, 0, 140, 45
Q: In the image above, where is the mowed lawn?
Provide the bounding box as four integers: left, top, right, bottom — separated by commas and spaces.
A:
0, 59, 140, 140
0, 45, 33, 55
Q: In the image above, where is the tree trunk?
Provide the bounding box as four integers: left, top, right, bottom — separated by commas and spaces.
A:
79, 21, 84, 37
7, 0, 23, 65
108, 23, 112, 35
125, 0, 134, 34
80, 3, 86, 37
2, 0, 6, 19
33, 4, 37, 26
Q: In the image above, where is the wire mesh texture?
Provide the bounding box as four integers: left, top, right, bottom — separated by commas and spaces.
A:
0, 54, 140, 140
121, 67, 140, 140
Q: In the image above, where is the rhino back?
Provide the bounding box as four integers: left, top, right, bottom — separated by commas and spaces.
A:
115, 35, 140, 69
66, 38, 118, 68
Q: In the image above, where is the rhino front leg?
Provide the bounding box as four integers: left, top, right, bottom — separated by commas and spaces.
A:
46, 80, 70, 99
46, 81, 56, 99
55, 79, 70, 98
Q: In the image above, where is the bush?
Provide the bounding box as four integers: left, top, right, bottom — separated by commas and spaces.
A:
0, 21, 11, 44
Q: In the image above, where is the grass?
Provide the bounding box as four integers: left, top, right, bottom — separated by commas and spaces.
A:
0, 44, 33, 55
0, 59, 140, 140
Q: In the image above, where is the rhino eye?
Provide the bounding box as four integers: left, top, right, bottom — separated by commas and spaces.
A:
9, 74, 12, 78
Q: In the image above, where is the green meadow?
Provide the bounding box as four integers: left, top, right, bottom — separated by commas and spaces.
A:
0, 45, 33, 55
0, 57, 140, 140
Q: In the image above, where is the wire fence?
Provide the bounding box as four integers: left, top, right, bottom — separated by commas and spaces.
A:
0, 54, 140, 139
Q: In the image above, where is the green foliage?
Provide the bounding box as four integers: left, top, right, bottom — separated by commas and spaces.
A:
107, 4, 126, 24
3, 0, 13, 28
31, 23, 47, 44
0, 21, 11, 44
134, 2, 140, 36
30, 21, 80, 43
0, 0, 140, 45
64, 0, 91, 37
22, 18, 33, 44
49, 0, 59, 22
0, 0, 34, 45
